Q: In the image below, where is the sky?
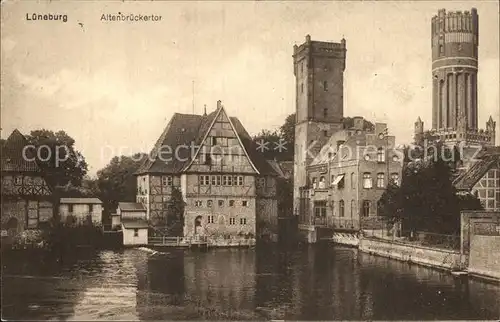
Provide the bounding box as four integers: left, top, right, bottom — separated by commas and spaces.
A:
1, 1, 499, 176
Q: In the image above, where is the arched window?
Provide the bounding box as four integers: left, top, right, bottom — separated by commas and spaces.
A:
363, 173, 372, 189
391, 173, 400, 186
362, 200, 371, 217
319, 176, 325, 189
377, 147, 385, 162
376, 173, 385, 188
339, 200, 345, 217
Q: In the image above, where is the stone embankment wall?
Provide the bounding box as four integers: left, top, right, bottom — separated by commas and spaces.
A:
359, 237, 464, 271
468, 235, 500, 280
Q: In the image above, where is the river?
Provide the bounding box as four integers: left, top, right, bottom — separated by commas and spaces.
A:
2, 244, 499, 320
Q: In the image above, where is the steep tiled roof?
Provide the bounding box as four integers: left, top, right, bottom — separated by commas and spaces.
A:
1, 129, 41, 173
453, 153, 500, 190
60, 197, 103, 204
135, 108, 279, 176
118, 202, 146, 211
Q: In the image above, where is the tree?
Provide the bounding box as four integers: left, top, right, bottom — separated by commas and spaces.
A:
277, 177, 293, 218
377, 180, 403, 220
26, 129, 88, 187
279, 113, 295, 160
165, 186, 185, 236
386, 151, 482, 237
94, 153, 147, 212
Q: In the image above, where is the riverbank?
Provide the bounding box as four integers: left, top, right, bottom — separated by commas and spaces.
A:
358, 236, 464, 271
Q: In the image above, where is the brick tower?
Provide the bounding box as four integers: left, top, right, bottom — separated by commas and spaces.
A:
292, 35, 346, 215
427, 8, 495, 147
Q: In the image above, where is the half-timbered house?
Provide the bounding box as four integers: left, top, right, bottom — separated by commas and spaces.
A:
1, 129, 55, 235
135, 101, 281, 243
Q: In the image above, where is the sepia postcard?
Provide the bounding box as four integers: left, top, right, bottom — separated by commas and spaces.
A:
1, 0, 499, 321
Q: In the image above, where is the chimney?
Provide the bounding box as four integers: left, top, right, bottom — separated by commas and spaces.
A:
203, 104, 207, 116
217, 100, 222, 109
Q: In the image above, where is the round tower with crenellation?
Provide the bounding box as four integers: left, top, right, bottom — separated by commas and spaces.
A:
429, 8, 495, 147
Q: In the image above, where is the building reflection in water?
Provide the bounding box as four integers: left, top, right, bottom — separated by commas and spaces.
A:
133, 245, 500, 320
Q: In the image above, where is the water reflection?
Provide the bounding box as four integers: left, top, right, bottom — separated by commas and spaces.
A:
2, 245, 499, 320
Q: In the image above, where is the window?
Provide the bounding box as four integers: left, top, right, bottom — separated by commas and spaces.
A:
134, 229, 139, 237
207, 200, 213, 207
195, 200, 202, 207
240, 218, 247, 225
207, 215, 215, 224
89, 204, 94, 213
218, 200, 224, 207
391, 173, 400, 186
377, 148, 385, 162
319, 176, 326, 189
204, 154, 212, 165
363, 173, 372, 189
15, 176, 23, 185
199, 175, 210, 186
314, 201, 327, 218
376, 173, 385, 188
439, 44, 444, 56
312, 177, 317, 189
238, 176, 244, 186
229, 200, 235, 207
362, 200, 371, 217
301, 83, 304, 93
323, 130, 328, 137
229, 218, 236, 225
227, 175, 233, 186
68, 204, 74, 212
323, 80, 328, 91
331, 175, 335, 186
216, 175, 222, 186
242, 200, 248, 207
323, 108, 328, 118
162, 176, 173, 186
211, 175, 217, 186
339, 200, 345, 217
351, 173, 355, 189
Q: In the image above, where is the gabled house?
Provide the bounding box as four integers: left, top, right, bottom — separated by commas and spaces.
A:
59, 197, 103, 225
1, 129, 54, 235
453, 150, 500, 211
135, 101, 281, 243
116, 202, 148, 245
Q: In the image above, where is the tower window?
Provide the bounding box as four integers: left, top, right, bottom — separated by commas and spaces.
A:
323, 81, 328, 91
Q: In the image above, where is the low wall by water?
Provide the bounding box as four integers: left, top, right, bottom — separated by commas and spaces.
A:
359, 237, 464, 271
